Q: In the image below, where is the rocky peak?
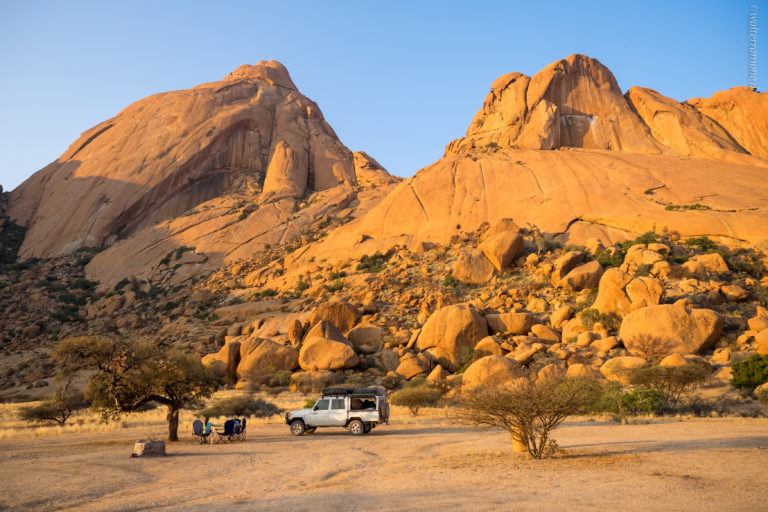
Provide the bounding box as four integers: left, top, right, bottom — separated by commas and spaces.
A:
7, 60, 363, 260
222, 60, 297, 90
685, 86, 768, 160
447, 54, 664, 154
447, 54, 768, 164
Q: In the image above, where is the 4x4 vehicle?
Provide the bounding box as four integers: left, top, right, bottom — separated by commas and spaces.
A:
285, 387, 389, 436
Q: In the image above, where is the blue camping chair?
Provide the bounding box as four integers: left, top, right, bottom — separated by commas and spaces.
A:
214, 419, 237, 443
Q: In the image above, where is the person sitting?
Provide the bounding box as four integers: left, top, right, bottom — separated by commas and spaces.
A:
202, 417, 213, 440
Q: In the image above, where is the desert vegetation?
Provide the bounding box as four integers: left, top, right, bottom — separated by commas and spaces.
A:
51, 336, 219, 441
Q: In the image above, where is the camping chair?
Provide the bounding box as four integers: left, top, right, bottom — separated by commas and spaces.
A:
214, 419, 236, 443
192, 420, 206, 444
237, 418, 247, 441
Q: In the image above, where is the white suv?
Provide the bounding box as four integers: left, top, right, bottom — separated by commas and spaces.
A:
285, 387, 390, 436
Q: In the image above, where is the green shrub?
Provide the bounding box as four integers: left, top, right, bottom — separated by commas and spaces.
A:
201, 395, 280, 418
442, 275, 461, 288
296, 278, 310, 292
268, 370, 292, 387
730, 355, 768, 389
380, 373, 402, 390
685, 236, 718, 252
390, 385, 444, 416
665, 203, 710, 211
535, 238, 560, 254
594, 249, 623, 268
328, 271, 347, 280
579, 308, 620, 332
302, 398, 317, 409
634, 263, 653, 277
356, 251, 391, 273
628, 364, 710, 405
593, 383, 664, 421
620, 232, 659, 254
258, 288, 277, 298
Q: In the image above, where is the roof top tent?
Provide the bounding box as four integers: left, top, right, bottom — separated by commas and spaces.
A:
321, 387, 386, 398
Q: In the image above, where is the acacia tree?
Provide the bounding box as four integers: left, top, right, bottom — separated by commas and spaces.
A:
52, 336, 219, 441
453, 375, 601, 459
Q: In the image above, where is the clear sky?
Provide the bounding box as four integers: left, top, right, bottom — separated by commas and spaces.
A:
0, 0, 764, 190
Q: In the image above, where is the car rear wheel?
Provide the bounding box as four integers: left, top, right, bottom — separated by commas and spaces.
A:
290, 420, 306, 436
348, 419, 364, 435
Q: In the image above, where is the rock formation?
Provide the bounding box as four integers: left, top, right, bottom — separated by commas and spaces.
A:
7, 61, 400, 287
686, 87, 768, 160
299, 55, 768, 265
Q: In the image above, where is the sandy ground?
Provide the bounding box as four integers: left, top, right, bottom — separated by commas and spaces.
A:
1, 414, 766, 512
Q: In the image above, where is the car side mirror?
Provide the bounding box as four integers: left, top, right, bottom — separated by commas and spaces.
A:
313, 406, 318, 411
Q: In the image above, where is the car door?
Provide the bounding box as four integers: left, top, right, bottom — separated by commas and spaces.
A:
328, 398, 347, 426
309, 398, 331, 426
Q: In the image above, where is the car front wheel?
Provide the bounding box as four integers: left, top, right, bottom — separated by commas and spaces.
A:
348, 419, 364, 435
290, 420, 306, 436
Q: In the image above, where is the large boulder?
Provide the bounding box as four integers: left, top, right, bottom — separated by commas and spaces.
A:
306, 302, 362, 333
346, 323, 383, 349
462, 355, 521, 389
592, 268, 663, 317
550, 251, 586, 287
289, 370, 342, 393
416, 305, 488, 369
376, 349, 401, 372
618, 304, 724, 356
304, 320, 348, 344
202, 339, 242, 384
474, 336, 503, 357
485, 312, 535, 335
236, 338, 299, 381
691, 253, 729, 274
298, 336, 359, 371
396, 353, 430, 379
478, 231, 523, 271
559, 260, 604, 291
452, 249, 496, 284
756, 329, 768, 356
600, 356, 649, 384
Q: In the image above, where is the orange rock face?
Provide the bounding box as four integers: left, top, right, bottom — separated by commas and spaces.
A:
686, 87, 768, 160
8, 61, 362, 260
447, 54, 665, 154
626, 87, 756, 164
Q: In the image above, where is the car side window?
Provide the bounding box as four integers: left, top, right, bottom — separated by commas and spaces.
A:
315, 399, 330, 410
331, 399, 345, 410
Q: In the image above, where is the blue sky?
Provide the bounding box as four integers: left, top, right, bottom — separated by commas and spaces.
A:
0, 0, 763, 190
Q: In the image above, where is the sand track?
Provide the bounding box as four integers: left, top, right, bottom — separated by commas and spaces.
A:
1, 417, 766, 511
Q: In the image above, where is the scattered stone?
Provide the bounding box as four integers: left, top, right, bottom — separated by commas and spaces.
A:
452, 248, 496, 284
132, 440, 166, 457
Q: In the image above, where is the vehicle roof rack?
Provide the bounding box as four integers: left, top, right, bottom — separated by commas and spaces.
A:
321, 386, 385, 397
